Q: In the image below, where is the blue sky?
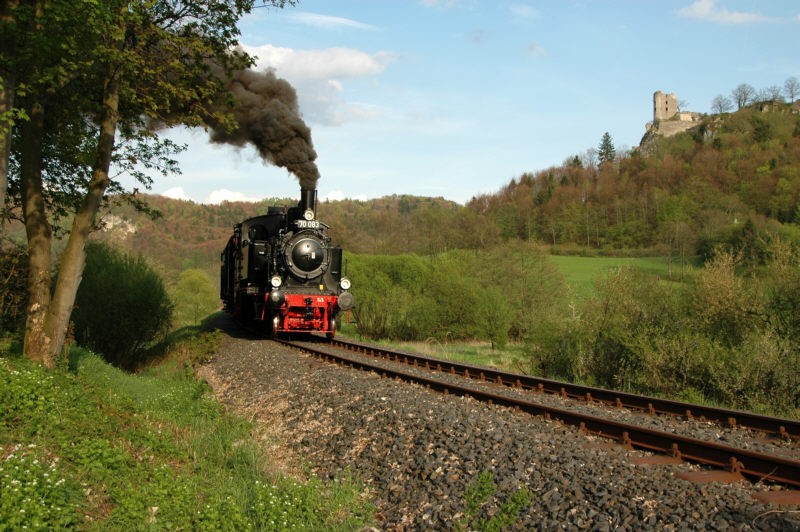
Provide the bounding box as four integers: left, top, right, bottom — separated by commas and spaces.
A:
150, 0, 800, 205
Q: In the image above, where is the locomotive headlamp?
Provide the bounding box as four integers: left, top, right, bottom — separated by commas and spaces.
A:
303, 209, 315, 221
270, 275, 282, 288
339, 277, 351, 290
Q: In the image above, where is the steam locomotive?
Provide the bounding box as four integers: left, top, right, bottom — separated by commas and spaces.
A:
220, 188, 354, 337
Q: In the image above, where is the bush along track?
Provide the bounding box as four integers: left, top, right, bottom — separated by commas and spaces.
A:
0, 333, 374, 531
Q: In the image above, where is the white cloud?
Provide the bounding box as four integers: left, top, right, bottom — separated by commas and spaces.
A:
161, 186, 189, 200
243, 44, 394, 83
206, 189, 263, 204
678, 0, 770, 24
323, 190, 344, 201
420, 0, 457, 8
241, 44, 396, 125
322, 190, 368, 202
288, 12, 379, 31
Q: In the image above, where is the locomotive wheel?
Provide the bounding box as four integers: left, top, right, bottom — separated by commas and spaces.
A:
326, 317, 336, 340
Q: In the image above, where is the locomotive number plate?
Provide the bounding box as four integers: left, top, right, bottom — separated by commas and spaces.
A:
296, 220, 321, 229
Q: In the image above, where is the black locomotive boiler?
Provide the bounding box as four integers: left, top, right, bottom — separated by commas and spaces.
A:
220, 188, 354, 337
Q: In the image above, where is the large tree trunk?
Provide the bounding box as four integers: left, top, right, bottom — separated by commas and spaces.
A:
44, 66, 120, 362
20, 100, 54, 367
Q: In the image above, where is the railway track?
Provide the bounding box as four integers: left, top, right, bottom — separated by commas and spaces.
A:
328, 337, 800, 440
277, 336, 800, 489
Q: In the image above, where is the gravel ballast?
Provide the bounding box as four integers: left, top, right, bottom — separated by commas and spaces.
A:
199, 315, 800, 530
296, 340, 800, 463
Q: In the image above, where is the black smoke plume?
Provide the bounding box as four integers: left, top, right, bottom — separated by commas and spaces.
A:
207, 65, 319, 189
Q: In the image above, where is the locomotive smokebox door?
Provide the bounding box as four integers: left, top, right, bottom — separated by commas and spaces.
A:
284, 234, 328, 280
293, 239, 323, 271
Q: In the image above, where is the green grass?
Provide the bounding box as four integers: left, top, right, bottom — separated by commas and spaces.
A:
549, 255, 697, 299
394, 340, 530, 372
338, 322, 529, 373
0, 329, 374, 531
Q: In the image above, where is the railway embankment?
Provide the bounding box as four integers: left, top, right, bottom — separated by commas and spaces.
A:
201, 315, 800, 530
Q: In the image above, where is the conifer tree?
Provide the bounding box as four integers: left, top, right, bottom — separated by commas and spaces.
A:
597, 132, 615, 165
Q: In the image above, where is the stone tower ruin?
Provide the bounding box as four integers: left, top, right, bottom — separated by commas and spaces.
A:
642, 90, 703, 146
653, 91, 678, 120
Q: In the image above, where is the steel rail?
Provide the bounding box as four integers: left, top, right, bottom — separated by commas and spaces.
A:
326, 337, 800, 440
279, 338, 800, 487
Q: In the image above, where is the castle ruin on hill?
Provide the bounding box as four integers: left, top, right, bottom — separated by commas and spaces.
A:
645, 90, 703, 138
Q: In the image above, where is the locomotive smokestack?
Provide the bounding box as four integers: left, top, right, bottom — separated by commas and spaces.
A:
300, 188, 317, 215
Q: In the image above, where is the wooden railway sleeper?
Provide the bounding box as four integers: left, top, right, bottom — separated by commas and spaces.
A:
727, 457, 743, 474
670, 443, 682, 459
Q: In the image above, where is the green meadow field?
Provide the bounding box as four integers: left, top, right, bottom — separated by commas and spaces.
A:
548, 255, 696, 299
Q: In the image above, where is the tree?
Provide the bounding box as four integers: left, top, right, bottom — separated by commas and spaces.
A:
597, 132, 615, 165
785, 76, 800, 102
658, 220, 696, 276
731, 83, 756, 109
757, 86, 784, 103
4, 1, 286, 367
711, 94, 733, 114
581, 147, 598, 169
171, 269, 219, 326
478, 287, 513, 349
565, 155, 582, 168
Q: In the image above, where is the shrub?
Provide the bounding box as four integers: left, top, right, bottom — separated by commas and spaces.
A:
70, 242, 172, 368
576, 268, 683, 389
523, 313, 582, 380
170, 269, 219, 326
762, 240, 800, 341
349, 243, 566, 345
690, 250, 761, 346
545, 249, 800, 415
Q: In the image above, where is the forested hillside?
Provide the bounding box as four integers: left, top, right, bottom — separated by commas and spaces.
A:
73, 101, 800, 285
6, 100, 795, 286
54, 194, 498, 287
470, 103, 800, 255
